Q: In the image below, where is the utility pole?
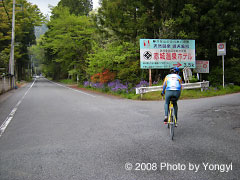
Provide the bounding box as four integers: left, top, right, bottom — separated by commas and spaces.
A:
9, 0, 16, 88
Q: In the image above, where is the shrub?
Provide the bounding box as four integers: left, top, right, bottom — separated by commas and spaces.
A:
91, 69, 115, 83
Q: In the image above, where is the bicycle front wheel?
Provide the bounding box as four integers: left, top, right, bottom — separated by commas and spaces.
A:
170, 110, 175, 140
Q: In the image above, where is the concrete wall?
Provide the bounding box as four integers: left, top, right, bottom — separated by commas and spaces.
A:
0, 76, 13, 95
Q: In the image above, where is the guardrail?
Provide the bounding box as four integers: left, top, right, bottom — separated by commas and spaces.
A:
136, 81, 209, 98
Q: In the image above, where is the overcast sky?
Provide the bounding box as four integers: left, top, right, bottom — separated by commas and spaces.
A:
27, 0, 100, 15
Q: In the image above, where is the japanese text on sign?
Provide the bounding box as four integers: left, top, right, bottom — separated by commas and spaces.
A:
140, 39, 195, 69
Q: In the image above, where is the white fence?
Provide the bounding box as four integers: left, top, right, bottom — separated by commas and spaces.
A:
136, 81, 209, 96
0, 76, 13, 94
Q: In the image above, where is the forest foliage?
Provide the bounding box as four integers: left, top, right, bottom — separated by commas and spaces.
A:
1, 0, 240, 86
0, 0, 44, 79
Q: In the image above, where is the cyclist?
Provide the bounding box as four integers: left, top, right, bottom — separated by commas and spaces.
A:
161, 67, 182, 125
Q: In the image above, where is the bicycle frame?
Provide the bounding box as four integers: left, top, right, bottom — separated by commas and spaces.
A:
167, 100, 177, 140
168, 101, 177, 124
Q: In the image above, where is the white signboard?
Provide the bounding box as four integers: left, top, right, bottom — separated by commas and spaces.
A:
140, 39, 195, 69
217, 43, 226, 56
196, 60, 209, 73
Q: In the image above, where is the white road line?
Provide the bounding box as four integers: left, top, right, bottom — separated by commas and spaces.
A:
45, 78, 96, 98
0, 79, 36, 138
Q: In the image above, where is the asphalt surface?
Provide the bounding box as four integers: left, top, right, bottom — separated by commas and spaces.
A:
0, 78, 239, 180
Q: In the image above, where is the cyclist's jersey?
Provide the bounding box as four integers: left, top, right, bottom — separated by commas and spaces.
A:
162, 74, 182, 91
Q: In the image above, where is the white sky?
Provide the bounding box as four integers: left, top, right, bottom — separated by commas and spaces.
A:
27, 0, 100, 15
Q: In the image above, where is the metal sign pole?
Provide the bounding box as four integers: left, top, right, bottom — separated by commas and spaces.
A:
217, 43, 226, 88
222, 55, 224, 88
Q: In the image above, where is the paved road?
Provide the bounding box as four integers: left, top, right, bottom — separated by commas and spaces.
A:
0, 78, 239, 180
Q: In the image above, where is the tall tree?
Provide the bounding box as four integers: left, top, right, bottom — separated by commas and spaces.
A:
94, 0, 240, 85
42, 6, 94, 81
58, 0, 93, 16
37, 0, 240, 85
87, 41, 140, 83
0, 0, 44, 79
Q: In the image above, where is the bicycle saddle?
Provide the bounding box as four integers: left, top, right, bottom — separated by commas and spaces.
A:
169, 96, 178, 102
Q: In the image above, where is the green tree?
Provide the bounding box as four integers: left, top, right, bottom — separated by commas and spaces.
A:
0, 0, 44, 79
192, 0, 240, 85
28, 37, 46, 75
37, 0, 240, 86
41, 6, 94, 81
87, 41, 140, 83
58, 0, 93, 16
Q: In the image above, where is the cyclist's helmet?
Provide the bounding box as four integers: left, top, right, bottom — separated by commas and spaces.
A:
170, 67, 180, 74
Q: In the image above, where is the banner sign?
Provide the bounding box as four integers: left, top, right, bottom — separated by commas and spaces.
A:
196, 60, 209, 73
140, 39, 195, 69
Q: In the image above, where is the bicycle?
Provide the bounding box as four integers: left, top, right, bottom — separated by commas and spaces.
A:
162, 95, 177, 140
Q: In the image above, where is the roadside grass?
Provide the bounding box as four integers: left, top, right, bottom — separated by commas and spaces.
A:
59, 79, 76, 84
181, 85, 240, 99
58, 79, 240, 100
77, 85, 240, 100
76, 84, 140, 99
141, 85, 240, 100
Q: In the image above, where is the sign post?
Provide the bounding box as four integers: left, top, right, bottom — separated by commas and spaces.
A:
217, 43, 226, 88
149, 69, 152, 86
223, 55, 224, 88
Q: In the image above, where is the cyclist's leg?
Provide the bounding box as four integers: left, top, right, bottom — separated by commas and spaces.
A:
164, 90, 172, 118
173, 101, 178, 120
172, 90, 181, 120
